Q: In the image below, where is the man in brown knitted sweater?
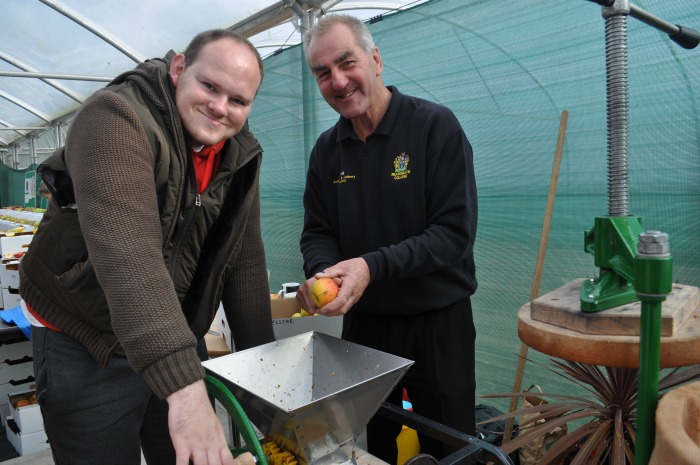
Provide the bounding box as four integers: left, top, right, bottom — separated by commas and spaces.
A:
19, 30, 274, 465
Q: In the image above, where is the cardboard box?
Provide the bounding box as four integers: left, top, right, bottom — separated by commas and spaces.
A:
0, 378, 35, 411
5, 417, 49, 456
214, 297, 343, 349
1, 287, 21, 310
0, 235, 32, 257
0, 211, 41, 222
0, 405, 9, 428
0, 262, 20, 289
8, 389, 42, 434
0, 360, 34, 394
0, 338, 32, 361
214, 304, 233, 353
270, 297, 342, 340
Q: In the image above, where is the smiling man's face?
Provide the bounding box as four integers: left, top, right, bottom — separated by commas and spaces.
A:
170, 37, 261, 147
307, 23, 383, 121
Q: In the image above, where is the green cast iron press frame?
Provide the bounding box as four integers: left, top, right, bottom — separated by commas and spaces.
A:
582, 1, 697, 464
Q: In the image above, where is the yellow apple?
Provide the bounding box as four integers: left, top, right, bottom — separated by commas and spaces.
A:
311, 278, 339, 308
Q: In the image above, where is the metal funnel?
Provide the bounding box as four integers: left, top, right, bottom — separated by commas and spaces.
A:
203, 331, 413, 465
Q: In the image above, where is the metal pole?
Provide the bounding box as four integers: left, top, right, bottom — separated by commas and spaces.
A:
587, 0, 700, 49
30, 137, 38, 167
602, 0, 629, 217
12, 145, 19, 169
293, 3, 319, 166
628, 4, 700, 49
0, 70, 112, 81
634, 231, 672, 465
581, 0, 697, 313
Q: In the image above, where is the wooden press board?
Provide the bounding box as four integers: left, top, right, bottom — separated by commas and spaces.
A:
530, 278, 700, 337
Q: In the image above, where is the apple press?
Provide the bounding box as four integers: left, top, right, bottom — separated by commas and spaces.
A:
203, 331, 414, 465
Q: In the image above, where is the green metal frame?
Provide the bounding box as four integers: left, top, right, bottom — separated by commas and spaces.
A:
633, 244, 672, 465
581, 215, 645, 312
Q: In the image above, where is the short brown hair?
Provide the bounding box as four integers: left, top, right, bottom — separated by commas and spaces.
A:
184, 29, 264, 84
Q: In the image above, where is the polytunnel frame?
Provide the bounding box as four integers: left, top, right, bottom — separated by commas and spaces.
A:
0, 0, 427, 168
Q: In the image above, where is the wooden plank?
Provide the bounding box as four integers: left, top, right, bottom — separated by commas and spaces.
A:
531, 278, 699, 337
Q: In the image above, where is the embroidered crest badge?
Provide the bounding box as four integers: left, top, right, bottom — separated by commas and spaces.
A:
391, 152, 410, 180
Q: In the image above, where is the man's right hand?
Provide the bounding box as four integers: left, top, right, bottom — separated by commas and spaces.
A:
235, 452, 257, 465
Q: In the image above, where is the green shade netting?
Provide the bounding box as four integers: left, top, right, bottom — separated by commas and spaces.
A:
251, 0, 700, 400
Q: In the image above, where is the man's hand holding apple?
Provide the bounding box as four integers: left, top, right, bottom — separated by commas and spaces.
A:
296, 257, 370, 317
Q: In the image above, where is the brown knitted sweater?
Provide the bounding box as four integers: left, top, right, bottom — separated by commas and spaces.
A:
20, 55, 275, 399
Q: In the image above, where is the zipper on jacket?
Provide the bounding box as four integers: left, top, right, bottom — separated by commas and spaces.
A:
158, 65, 189, 249
168, 167, 201, 279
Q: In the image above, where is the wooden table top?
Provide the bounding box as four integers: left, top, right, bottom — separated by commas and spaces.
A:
518, 302, 700, 368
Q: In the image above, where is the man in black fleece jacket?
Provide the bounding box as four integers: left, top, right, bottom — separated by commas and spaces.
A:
295, 14, 478, 464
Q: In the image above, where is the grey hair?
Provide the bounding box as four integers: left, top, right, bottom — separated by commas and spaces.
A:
303, 14, 375, 60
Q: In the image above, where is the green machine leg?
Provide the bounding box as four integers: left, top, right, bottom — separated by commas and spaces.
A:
634, 231, 672, 465
581, 215, 644, 312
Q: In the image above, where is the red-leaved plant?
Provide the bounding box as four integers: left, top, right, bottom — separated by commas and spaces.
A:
480, 359, 700, 465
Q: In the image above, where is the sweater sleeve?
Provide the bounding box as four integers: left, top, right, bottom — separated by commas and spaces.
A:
65, 90, 202, 399
220, 183, 276, 350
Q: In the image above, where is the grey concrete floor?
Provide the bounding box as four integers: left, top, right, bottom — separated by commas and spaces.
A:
2, 446, 148, 465
2, 448, 53, 465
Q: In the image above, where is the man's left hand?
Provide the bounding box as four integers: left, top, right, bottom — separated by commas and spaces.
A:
313, 257, 370, 316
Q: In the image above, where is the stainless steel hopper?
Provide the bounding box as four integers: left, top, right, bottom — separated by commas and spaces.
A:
203, 331, 414, 465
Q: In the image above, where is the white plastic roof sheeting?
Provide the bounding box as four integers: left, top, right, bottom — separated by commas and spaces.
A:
0, 0, 427, 149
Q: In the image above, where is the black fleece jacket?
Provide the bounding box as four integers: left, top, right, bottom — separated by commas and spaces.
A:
300, 86, 478, 315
